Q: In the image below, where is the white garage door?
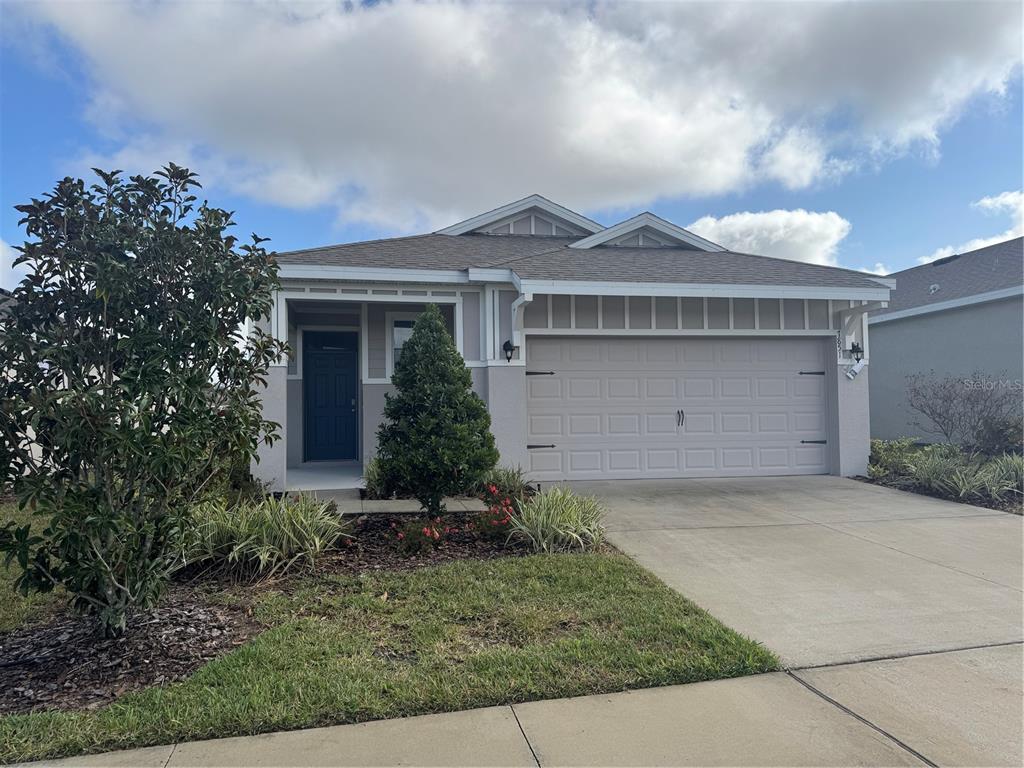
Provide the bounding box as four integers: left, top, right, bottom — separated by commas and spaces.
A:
525, 336, 830, 480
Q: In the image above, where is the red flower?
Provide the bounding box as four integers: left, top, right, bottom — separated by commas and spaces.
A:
397, 532, 405, 540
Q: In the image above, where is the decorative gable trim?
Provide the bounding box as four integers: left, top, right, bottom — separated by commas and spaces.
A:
437, 194, 604, 236
568, 212, 725, 251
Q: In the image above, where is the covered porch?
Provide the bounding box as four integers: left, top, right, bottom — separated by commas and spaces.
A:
254, 282, 489, 493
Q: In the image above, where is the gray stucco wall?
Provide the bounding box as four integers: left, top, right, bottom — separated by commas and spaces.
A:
252, 366, 288, 492
827, 362, 871, 476
869, 296, 1024, 440
360, 368, 488, 464
286, 379, 302, 466
484, 365, 528, 469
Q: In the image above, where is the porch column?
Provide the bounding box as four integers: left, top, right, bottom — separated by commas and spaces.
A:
251, 291, 289, 492
252, 364, 289, 492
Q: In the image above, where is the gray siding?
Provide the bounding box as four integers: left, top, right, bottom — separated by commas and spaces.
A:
869, 296, 1024, 440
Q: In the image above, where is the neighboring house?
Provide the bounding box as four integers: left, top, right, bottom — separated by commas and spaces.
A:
869, 237, 1024, 441
252, 195, 892, 491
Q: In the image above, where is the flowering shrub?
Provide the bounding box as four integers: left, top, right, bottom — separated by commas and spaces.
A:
476, 483, 515, 541
392, 518, 449, 555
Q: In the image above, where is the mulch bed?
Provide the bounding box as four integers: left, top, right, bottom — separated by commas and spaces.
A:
0, 586, 261, 715
323, 511, 527, 574
0, 509, 524, 716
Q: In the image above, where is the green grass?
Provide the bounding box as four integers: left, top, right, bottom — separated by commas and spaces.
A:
0, 552, 778, 764
0, 502, 64, 633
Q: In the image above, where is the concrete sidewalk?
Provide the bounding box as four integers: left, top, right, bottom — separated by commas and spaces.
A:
29, 644, 1023, 767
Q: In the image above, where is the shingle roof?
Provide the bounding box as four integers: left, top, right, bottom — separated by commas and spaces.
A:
276, 234, 573, 270
275, 233, 886, 290
873, 237, 1023, 316
490, 245, 883, 288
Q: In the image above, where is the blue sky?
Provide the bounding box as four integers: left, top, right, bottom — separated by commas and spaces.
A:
2, 1, 1022, 289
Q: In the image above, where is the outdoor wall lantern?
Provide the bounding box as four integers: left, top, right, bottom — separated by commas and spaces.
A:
845, 341, 864, 362
502, 339, 516, 362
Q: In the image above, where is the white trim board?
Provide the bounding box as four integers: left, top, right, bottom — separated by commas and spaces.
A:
436, 194, 603, 236
868, 286, 1023, 324
523, 328, 837, 337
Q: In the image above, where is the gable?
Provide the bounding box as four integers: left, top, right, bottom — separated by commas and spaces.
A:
602, 225, 701, 248
437, 194, 603, 237
569, 212, 724, 251
477, 207, 591, 237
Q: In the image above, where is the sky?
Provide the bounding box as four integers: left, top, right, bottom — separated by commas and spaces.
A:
1, 0, 1022, 291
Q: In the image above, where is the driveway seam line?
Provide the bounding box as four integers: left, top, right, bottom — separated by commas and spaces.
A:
804, 518, 1024, 592
161, 742, 177, 768
789, 639, 1024, 671
785, 671, 937, 767
509, 705, 542, 767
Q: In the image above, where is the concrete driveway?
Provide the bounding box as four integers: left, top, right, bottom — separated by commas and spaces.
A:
572, 475, 1023, 766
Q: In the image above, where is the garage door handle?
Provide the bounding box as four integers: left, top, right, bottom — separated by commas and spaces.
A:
798, 370, 825, 375
676, 409, 685, 427
525, 371, 555, 376
801, 440, 827, 444
527, 444, 556, 449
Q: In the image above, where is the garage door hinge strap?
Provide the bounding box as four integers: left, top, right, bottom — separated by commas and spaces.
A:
527, 444, 556, 449
798, 370, 826, 375
525, 371, 555, 376
801, 440, 827, 444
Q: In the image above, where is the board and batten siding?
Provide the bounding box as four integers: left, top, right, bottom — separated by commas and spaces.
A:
523, 294, 855, 334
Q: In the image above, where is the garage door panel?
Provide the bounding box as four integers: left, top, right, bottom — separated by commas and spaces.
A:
529, 414, 562, 437
719, 378, 752, 398
526, 337, 830, 480
527, 378, 561, 399
758, 447, 791, 468
607, 378, 640, 398
645, 378, 678, 398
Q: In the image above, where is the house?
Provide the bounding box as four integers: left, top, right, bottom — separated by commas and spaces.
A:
868, 237, 1024, 441
251, 195, 892, 491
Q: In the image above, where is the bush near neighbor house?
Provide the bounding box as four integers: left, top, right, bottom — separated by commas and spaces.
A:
376, 304, 499, 515
509, 487, 606, 553
184, 495, 349, 580
868, 440, 1023, 512
0, 166, 286, 636
905, 371, 1023, 455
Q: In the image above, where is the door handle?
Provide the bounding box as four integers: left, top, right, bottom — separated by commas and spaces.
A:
676, 409, 685, 427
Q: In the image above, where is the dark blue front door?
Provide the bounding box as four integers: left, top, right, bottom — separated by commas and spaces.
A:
304, 331, 359, 461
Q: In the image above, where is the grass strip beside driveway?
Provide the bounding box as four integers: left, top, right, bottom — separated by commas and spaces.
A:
1, 552, 777, 764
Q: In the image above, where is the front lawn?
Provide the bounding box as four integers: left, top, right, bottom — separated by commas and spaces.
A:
0, 550, 778, 764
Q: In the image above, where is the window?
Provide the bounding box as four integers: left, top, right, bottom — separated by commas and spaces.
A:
392, 320, 414, 366
386, 312, 420, 376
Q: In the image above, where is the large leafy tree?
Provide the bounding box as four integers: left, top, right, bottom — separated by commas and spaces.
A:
377, 304, 498, 515
0, 165, 286, 635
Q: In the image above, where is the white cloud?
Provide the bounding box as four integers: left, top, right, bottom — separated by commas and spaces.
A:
688, 209, 852, 266
9, 0, 1022, 231
860, 263, 892, 276
758, 128, 829, 190
1, 239, 27, 292
920, 189, 1023, 263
